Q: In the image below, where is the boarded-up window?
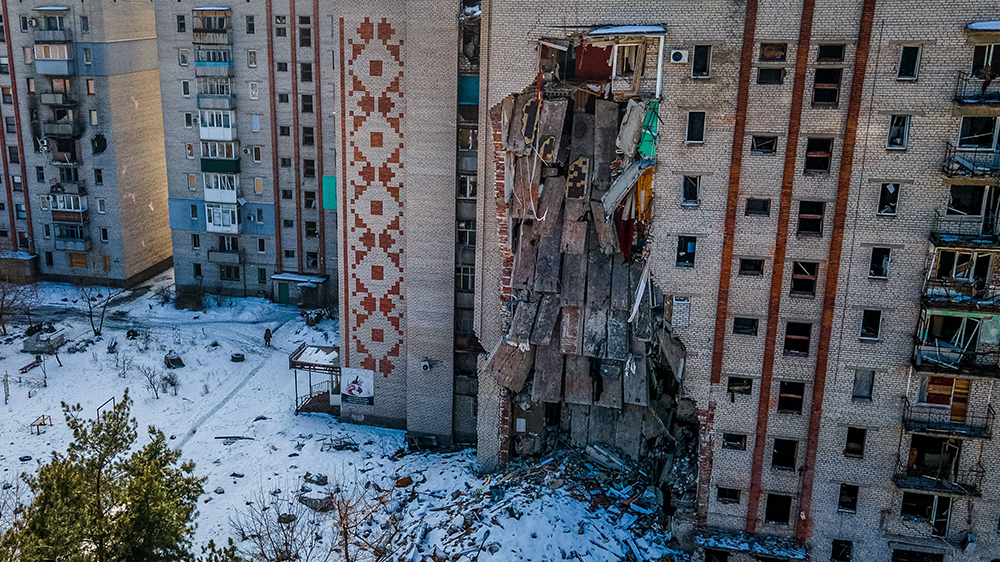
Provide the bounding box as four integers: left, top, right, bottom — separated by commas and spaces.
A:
102, 255, 111, 271
68, 253, 87, 269
671, 296, 691, 327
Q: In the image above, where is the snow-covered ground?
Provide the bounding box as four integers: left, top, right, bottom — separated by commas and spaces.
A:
0, 270, 676, 561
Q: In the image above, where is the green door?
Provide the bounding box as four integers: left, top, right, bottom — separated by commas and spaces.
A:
277, 282, 290, 304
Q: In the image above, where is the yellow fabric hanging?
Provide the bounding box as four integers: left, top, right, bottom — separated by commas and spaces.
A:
636, 167, 654, 221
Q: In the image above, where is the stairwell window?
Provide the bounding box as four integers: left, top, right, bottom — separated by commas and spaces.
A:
300, 62, 312, 82
797, 201, 825, 236
686, 111, 706, 144
878, 183, 899, 215
844, 427, 867, 458
676, 236, 697, 267
837, 484, 859, 513
246, 15, 255, 34
176, 15, 186, 33
898, 46, 920, 80
812, 68, 842, 107
179, 49, 190, 66
804, 138, 833, 173
771, 439, 797, 470
247, 50, 257, 68
777, 381, 805, 412
831, 540, 852, 562
764, 494, 792, 525
869, 247, 891, 278
887, 115, 911, 150
682, 175, 700, 206
691, 45, 711, 78
783, 323, 811, 357
860, 310, 882, 340
817, 44, 845, 62
852, 370, 874, 401
249, 82, 259, 100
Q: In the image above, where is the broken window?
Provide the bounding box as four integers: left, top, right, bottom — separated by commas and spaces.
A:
676, 236, 697, 267
727, 376, 753, 395
832, 540, 853, 562
813, 68, 843, 106
789, 263, 818, 299
869, 247, 891, 278
739, 258, 764, 276
716, 487, 740, 504
686, 111, 706, 143
797, 201, 825, 235
783, 324, 811, 357
733, 317, 759, 336
878, 183, 899, 215
844, 427, 867, 458
760, 43, 787, 61
973, 44, 1000, 79
746, 198, 771, 216
935, 250, 990, 284
838, 484, 859, 512
818, 44, 845, 62
771, 439, 797, 470
804, 138, 833, 172
887, 115, 911, 149
722, 433, 747, 450
757, 68, 785, 84
691, 45, 711, 78
852, 370, 874, 401
921, 315, 980, 352
860, 310, 882, 340
764, 493, 793, 525
457, 219, 476, 246
947, 184, 985, 216
614, 43, 641, 78
774, 384, 804, 417
898, 46, 920, 79
682, 175, 700, 206
900, 493, 950, 537
959, 116, 997, 149
751, 136, 778, 153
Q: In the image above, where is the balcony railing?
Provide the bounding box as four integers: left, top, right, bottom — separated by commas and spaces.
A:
192, 29, 233, 45
955, 71, 1000, 104
901, 396, 995, 439
201, 157, 240, 174
39, 92, 76, 106
943, 142, 1000, 178
923, 277, 1000, 309
929, 208, 1000, 247
893, 459, 984, 496
42, 121, 81, 138
196, 93, 235, 110
53, 236, 90, 252
207, 249, 242, 264
33, 28, 72, 42
35, 59, 75, 76
51, 209, 88, 224
914, 341, 1000, 379
49, 180, 86, 195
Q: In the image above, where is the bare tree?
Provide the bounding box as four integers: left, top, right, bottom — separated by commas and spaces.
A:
230, 487, 332, 562
326, 480, 404, 562
77, 265, 126, 336
138, 365, 163, 399
0, 477, 26, 562
17, 284, 39, 330
114, 349, 134, 379
0, 277, 28, 336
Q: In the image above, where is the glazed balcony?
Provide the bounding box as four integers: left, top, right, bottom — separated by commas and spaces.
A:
201, 157, 240, 174
923, 277, 1000, 311
35, 59, 75, 76
943, 142, 1000, 178
50, 209, 88, 224
929, 209, 1000, 248
196, 93, 235, 111
893, 459, 984, 497
955, 72, 1000, 105
192, 29, 233, 45
207, 249, 242, 264
901, 396, 994, 439
42, 120, 81, 138
33, 28, 72, 42
39, 92, 76, 106
913, 342, 1000, 379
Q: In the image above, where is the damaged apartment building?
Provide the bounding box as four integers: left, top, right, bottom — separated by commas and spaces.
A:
474, 1, 1000, 562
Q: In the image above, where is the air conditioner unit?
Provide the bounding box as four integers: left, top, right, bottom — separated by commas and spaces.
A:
28, 18, 39, 27
243, 148, 251, 154
38, 138, 49, 149
670, 50, 688, 64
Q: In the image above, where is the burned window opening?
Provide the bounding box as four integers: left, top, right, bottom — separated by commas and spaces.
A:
838, 483, 859, 512
722, 433, 747, 450
764, 493, 793, 525
727, 376, 752, 395
791, 261, 818, 296
777, 380, 806, 413
845, 427, 867, 458
783, 323, 812, 357
771, 438, 797, 470
738, 258, 764, 276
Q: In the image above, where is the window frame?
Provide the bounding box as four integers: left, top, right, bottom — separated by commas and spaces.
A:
733, 317, 759, 336
745, 198, 771, 217
897, 45, 921, 80
886, 114, 911, 150
869, 247, 891, 279
686, 111, 706, 144
750, 135, 778, 154
877, 183, 899, 216
675, 235, 697, 268
691, 45, 712, 78
682, 175, 700, 206
738, 258, 764, 276
783, 323, 812, 357
860, 309, 882, 340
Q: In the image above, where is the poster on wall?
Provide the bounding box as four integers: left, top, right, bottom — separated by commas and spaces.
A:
341, 368, 374, 406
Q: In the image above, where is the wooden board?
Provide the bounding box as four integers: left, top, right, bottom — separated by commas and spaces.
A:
535, 99, 569, 164
629, 259, 652, 341
512, 156, 542, 220
590, 201, 618, 253
614, 405, 645, 460
530, 294, 561, 346
510, 222, 537, 290
606, 309, 629, 360
535, 177, 566, 236
560, 252, 588, 307
533, 178, 565, 294
566, 113, 595, 199
610, 257, 630, 311
506, 92, 535, 155
592, 99, 619, 199
509, 298, 538, 347
531, 338, 564, 404
583, 244, 612, 357
487, 342, 536, 393
561, 199, 589, 255
569, 404, 591, 447
595, 359, 623, 409
560, 306, 584, 355
623, 353, 649, 406
588, 406, 617, 446
564, 353, 593, 405
582, 307, 607, 358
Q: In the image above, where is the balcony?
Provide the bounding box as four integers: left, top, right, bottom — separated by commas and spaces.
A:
943, 142, 1000, 178
955, 72, 1000, 105
923, 277, 1000, 311
197, 93, 236, 111
914, 342, 1000, 379
193, 29, 233, 45
33, 28, 72, 42
42, 121, 81, 138
201, 157, 240, 174
51, 209, 88, 224
35, 59, 75, 76
204, 187, 238, 204
929, 209, 1000, 248
893, 459, 985, 497
49, 180, 86, 195
53, 236, 90, 252
39, 92, 76, 106
207, 249, 243, 264
901, 396, 994, 439
200, 124, 237, 142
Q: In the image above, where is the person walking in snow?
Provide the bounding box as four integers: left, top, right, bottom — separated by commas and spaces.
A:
264, 328, 272, 347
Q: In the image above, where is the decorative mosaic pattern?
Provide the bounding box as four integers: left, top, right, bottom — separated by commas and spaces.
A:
340, 17, 405, 377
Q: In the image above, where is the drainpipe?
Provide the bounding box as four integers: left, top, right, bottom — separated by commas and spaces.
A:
655, 35, 665, 99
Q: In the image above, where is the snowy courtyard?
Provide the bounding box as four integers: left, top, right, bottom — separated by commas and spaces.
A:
0, 271, 675, 562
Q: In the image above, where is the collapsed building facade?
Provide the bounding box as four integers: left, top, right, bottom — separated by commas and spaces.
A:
474, 1, 1000, 561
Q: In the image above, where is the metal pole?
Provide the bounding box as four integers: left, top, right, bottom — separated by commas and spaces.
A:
294, 368, 299, 415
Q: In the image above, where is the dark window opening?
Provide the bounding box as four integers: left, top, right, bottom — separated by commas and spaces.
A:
845, 427, 867, 458
832, 540, 853, 562
717, 487, 740, 504
818, 44, 845, 62
813, 68, 843, 106
852, 370, 874, 401
791, 261, 818, 297
947, 184, 985, 216
760, 43, 787, 61
958, 116, 995, 149
878, 183, 899, 215
797, 201, 825, 235
783, 323, 812, 357
777, 380, 806, 412
676, 236, 697, 267
860, 310, 882, 340
869, 247, 890, 278
692, 45, 711, 78
682, 175, 700, 206
705, 549, 730, 562
751, 135, 778, 153
838, 484, 859, 512
746, 198, 771, 216
804, 138, 833, 172
686, 111, 706, 143
722, 433, 747, 450
901, 492, 950, 537
764, 493, 793, 525
739, 258, 764, 276
898, 46, 920, 79
727, 376, 753, 395
757, 68, 785, 84
733, 317, 759, 336
771, 439, 798, 470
